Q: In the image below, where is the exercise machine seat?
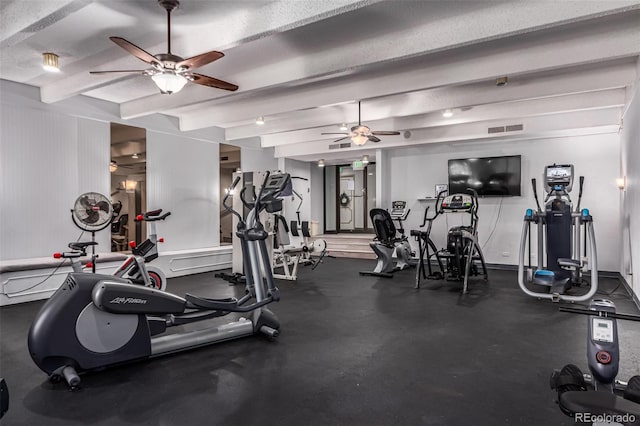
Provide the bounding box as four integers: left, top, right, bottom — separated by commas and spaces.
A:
370, 208, 399, 247
559, 391, 640, 418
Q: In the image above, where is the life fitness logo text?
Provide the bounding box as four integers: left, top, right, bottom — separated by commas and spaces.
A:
110, 297, 147, 305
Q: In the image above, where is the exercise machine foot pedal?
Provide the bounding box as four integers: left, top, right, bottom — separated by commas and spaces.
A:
184, 294, 238, 310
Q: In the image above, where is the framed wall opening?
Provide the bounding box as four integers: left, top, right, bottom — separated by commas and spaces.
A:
110, 123, 147, 252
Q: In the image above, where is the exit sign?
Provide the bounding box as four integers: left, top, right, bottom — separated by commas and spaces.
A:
352, 160, 365, 170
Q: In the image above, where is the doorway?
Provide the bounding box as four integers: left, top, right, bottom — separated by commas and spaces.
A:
110, 123, 147, 252
324, 163, 376, 233
219, 143, 241, 245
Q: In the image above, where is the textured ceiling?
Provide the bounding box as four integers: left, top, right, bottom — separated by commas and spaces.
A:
1, 0, 639, 163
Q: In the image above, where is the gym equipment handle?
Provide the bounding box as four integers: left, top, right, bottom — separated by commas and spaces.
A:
559, 306, 640, 322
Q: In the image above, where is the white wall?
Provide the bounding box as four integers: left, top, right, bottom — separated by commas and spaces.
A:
385, 133, 621, 271
0, 80, 226, 264
0, 105, 111, 260
241, 144, 278, 173
620, 58, 640, 297
310, 164, 324, 234
146, 131, 220, 250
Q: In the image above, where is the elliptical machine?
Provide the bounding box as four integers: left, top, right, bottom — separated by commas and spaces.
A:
550, 300, 640, 423
412, 190, 488, 294
518, 164, 598, 303
360, 201, 413, 278
28, 172, 289, 389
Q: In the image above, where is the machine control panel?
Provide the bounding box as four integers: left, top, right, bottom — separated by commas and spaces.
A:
592, 317, 614, 343
390, 201, 408, 220
544, 164, 574, 192
441, 194, 473, 211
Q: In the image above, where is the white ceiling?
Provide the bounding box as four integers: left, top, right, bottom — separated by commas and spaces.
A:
1, 0, 639, 164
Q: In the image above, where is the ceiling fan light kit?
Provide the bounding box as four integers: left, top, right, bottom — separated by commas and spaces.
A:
152, 71, 188, 94
351, 134, 369, 146
90, 0, 238, 95
320, 101, 400, 146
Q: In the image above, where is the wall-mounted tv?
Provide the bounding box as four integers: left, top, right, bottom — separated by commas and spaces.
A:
448, 155, 521, 197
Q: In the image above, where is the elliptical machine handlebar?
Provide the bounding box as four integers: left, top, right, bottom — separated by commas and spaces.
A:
531, 178, 542, 212
135, 210, 171, 222
223, 176, 243, 224
577, 176, 585, 211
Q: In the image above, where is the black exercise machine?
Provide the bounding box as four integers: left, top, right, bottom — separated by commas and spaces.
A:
550, 299, 640, 422
518, 164, 597, 303
28, 172, 290, 389
360, 201, 413, 278
411, 190, 488, 293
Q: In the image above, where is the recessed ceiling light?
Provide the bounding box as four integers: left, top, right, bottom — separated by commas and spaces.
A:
256, 116, 265, 125
339, 123, 348, 131
131, 153, 139, 159
110, 161, 118, 173
442, 109, 453, 118
42, 52, 60, 73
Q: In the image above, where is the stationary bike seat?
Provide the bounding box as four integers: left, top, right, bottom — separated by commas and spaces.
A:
559, 391, 640, 419
68, 241, 97, 250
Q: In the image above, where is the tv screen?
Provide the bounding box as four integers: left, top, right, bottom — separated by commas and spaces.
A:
448, 155, 521, 197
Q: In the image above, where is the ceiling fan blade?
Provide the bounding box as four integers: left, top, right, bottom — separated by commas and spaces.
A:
186, 73, 238, 91
368, 135, 381, 143
90, 70, 147, 74
321, 133, 349, 135
371, 131, 401, 136
110, 36, 160, 66
333, 136, 351, 143
176, 51, 224, 70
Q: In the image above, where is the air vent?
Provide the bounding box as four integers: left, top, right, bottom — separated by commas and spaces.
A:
488, 126, 505, 134
328, 142, 352, 150
506, 124, 523, 132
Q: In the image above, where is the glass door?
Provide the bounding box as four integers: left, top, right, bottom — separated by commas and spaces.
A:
324, 164, 375, 233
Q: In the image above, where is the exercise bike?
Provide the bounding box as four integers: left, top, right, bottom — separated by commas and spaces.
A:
52, 209, 170, 291
518, 164, 598, 303
28, 172, 288, 389
360, 201, 414, 278
550, 299, 640, 424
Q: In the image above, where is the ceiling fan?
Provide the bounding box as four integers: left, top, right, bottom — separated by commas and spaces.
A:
321, 101, 400, 146
90, 0, 238, 95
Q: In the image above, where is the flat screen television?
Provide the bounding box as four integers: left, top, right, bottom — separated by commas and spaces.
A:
448, 155, 521, 197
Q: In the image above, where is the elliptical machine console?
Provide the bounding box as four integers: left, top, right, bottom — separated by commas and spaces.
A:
28, 172, 290, 389
518, 164, 598, 302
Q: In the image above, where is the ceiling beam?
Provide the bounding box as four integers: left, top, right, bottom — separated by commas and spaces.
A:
179, 14, 640, 131
39, 0, 385, 104
225, 61, 635, 141
122, 1, 640, 121
261, 89, 626, 147
273, 108, 621, 158
0, 0, 86, 47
